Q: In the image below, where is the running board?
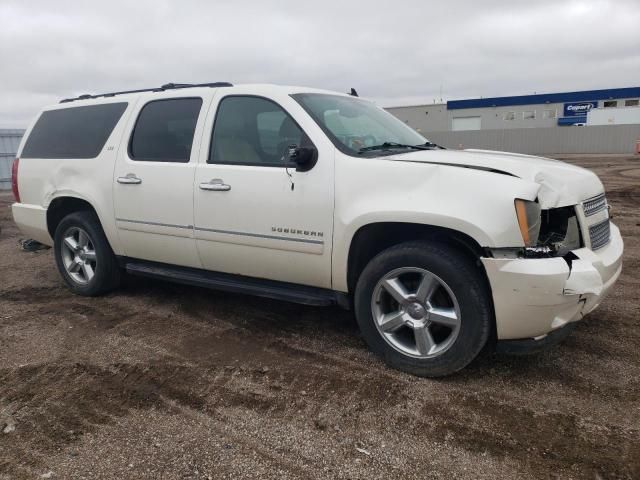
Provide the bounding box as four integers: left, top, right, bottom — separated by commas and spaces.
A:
124, 260, 339, 307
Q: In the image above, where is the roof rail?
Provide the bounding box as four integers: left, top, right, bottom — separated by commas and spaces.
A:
60, 82, 233, 103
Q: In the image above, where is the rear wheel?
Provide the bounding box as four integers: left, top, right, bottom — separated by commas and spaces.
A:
54, 211, 121, 296
354, 241, 492, 377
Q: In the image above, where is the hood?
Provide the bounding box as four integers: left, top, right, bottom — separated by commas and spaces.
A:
387, 148, 604, 209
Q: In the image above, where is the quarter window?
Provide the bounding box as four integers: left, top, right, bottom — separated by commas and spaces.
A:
129, 98, 202, 162
523, 111, 536, 120
624, 99, 639, 107
209, 96, 311, 166
542, 109, 556, 119
603, 100, 617, 108
503, 111, 516, 121
21, 103, 128, 159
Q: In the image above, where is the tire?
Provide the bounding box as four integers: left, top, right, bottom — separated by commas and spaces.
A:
53, 210, 121, 296
354, 241, 492, 377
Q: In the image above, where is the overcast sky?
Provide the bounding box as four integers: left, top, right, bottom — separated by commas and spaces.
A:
1, 0, 638, 127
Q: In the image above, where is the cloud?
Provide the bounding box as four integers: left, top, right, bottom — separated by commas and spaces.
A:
1, 0, 638, 126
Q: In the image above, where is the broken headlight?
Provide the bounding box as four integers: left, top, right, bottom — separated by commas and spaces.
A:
515, 199, 582, 256
538, 206, 582, 254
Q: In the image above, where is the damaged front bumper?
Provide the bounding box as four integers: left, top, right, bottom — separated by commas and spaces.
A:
481, 222, 623, 341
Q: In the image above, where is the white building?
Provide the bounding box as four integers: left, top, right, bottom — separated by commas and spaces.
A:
386, 87, 640, 133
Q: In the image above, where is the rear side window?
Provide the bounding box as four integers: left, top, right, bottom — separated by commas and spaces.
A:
21, 103, 128, 159
129, 98, 202, 162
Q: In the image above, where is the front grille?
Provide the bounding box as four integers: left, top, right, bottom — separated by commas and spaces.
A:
589, 219, 611, 250
583, 193, 607, 216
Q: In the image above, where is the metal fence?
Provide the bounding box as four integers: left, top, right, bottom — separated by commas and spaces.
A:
0, 130, 24, 190
425, 124, 640, 155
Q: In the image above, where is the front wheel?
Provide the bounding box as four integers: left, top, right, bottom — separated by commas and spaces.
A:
54, 211, 121, 296
354, 241, 492, 377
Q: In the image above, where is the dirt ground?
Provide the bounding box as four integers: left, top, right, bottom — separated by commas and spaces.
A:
0, 156, 638, 480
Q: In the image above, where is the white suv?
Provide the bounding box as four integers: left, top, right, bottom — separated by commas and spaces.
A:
11, 82, 623, 376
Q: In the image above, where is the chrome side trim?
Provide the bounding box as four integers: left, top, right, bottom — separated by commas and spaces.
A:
116, 218, 325, 245
195, 226, 324, 245
116, 218, 193, 229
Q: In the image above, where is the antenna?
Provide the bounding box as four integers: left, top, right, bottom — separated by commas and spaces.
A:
350, 88, 359, 97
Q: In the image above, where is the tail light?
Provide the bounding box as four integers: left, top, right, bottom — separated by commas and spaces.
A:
11, 158, 20, 203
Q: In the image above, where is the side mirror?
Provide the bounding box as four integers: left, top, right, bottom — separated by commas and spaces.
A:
287, 144, 317, 172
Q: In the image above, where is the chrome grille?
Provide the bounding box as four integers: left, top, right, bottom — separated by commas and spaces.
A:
583, 193, 607, 216
589, 219, 611, 250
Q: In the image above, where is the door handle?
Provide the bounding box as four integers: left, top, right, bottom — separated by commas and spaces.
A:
199, 179, 231, 191
117, 173, 142, 185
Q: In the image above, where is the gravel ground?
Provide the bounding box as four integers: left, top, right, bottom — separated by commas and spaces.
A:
0, 156, 638, 480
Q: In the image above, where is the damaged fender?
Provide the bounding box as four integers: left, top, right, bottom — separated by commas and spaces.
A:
563, 258, 603, 296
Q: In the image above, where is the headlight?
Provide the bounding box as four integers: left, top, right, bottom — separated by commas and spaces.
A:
514, 199, 541, 246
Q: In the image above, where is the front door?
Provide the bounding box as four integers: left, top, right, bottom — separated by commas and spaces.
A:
113, 94, 209, 268
193, 93, 334, 288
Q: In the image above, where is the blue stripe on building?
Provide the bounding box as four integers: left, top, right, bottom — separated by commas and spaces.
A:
557, 116, 586, 126
447, 87, 640, 110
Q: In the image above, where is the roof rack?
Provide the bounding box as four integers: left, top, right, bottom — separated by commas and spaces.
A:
60, 82, 233, 103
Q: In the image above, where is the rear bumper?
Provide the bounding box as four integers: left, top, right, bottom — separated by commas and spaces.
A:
482, 222, 623, 341
11, 202, 52, 246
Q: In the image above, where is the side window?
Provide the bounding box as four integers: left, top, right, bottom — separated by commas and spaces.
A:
129, 98, 202, 162
209, 96, 310, 166
256, 110, 287, 155
21, 103, 128, 159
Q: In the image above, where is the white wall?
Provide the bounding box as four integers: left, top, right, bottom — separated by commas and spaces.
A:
451, 116, 481, 131
588, 107, 640, 126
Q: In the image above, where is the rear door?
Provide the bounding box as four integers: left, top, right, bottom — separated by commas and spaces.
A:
113, 93, 212, 267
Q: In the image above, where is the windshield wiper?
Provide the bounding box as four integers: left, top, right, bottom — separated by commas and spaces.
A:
358, 142, 432, 154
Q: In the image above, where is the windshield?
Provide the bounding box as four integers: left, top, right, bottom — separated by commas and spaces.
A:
291, 93, 430, 157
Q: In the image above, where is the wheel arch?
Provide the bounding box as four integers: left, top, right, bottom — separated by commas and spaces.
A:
345, 221, 497, 348
50, 196, 123, 296
47, 195, 101, 239
346, 222, 488, 294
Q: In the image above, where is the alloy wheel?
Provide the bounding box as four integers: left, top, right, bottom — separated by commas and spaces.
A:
60, 226, 97, 285
371, 267, 461, 358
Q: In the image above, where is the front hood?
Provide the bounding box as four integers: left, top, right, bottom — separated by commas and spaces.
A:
387, 148, 604, 208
